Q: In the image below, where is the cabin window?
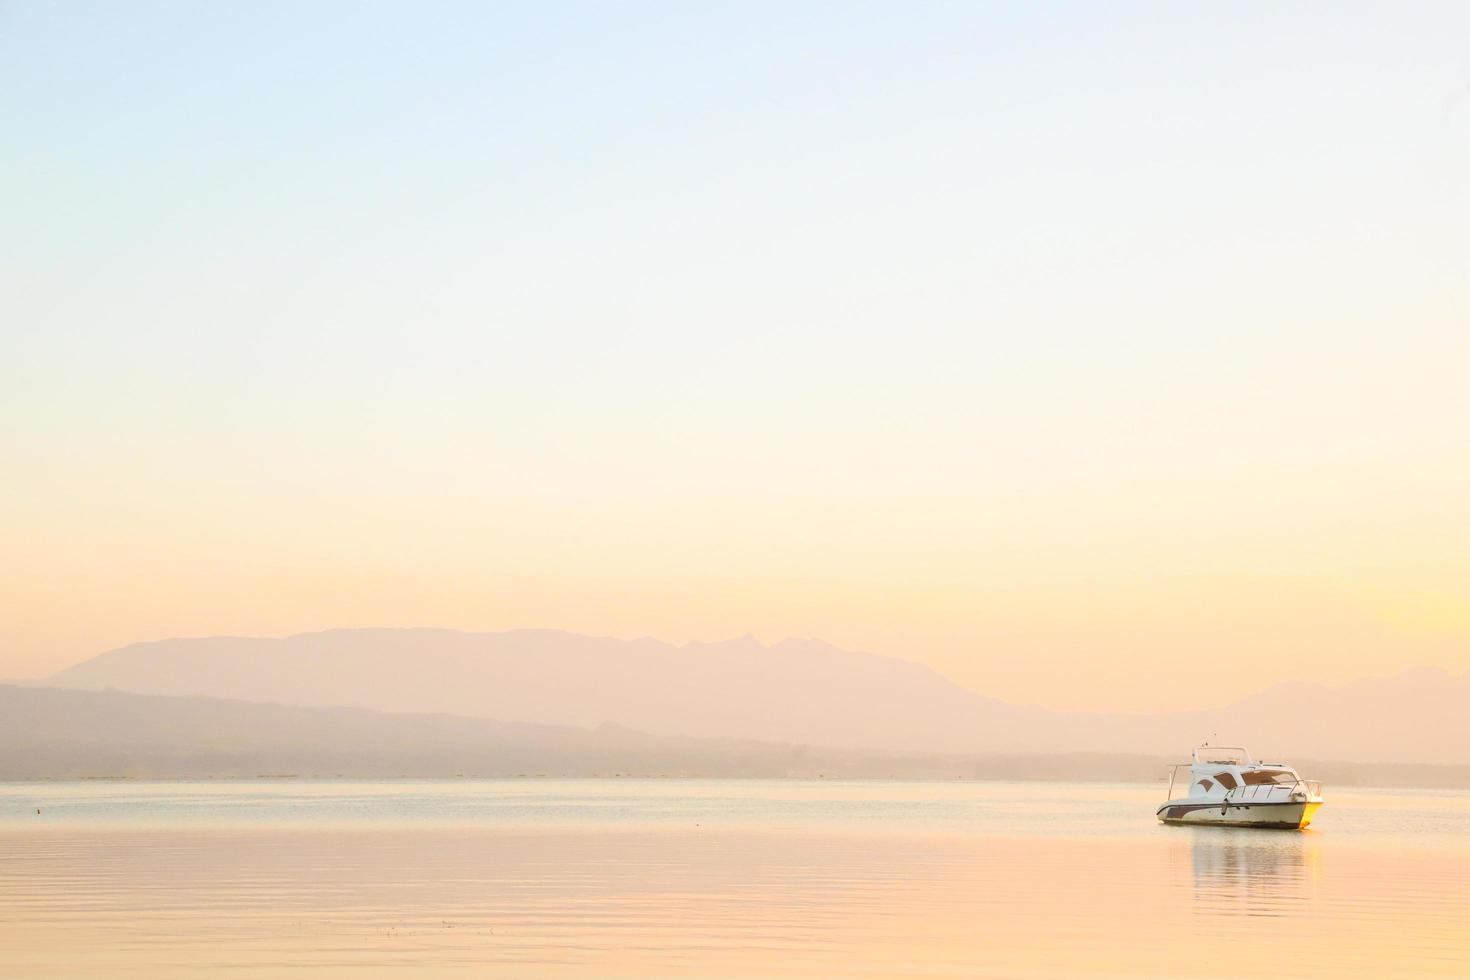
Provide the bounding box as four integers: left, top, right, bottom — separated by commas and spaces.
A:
1196, 779, 1214, 793
1241, 770, 1296, 786
1214, 772, 1238, 790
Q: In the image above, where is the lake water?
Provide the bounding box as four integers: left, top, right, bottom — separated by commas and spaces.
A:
2, 779, 1468, 977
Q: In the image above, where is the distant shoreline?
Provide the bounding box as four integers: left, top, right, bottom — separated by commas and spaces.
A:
7, 682, 1470, 788
6, 769, 1470, 791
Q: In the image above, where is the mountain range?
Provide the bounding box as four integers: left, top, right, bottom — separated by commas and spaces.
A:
41, 628, 1470, 765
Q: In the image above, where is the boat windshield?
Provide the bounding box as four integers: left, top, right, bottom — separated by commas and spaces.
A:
1240, 769, 1297, 786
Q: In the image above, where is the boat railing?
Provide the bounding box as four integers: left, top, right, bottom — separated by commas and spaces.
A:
1224, 779, 1324, 803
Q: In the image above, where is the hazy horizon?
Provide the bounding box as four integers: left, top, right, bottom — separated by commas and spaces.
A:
11, 613, 1470, 716
23, 622, 1470, 713
19, 626, 1468, 766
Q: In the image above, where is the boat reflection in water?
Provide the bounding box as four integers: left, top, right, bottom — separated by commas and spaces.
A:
1186, 829, 1319, 918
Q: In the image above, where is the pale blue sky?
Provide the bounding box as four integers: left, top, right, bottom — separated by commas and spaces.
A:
3, 2, 1468, 705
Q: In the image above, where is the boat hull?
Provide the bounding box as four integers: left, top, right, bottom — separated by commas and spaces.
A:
1156, 800, 1322, 830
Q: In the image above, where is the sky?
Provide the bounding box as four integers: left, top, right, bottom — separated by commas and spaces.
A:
2, 1, 1467, 711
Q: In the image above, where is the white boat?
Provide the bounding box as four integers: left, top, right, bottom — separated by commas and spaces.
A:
1156, 746, 1324, 829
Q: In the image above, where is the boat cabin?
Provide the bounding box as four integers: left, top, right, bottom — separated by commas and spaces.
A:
1166, 746, 1320, 804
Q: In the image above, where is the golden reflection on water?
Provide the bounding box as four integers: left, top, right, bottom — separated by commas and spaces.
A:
2, 785, 1470, 978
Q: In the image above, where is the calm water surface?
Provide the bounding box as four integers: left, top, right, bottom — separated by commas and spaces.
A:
2, 780, 1468, 978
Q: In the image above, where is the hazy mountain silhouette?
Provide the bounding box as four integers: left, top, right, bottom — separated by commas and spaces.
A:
45, 628, 1470, 764
48, 629, 1040, 752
